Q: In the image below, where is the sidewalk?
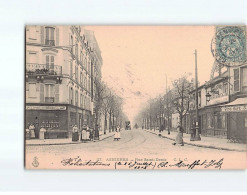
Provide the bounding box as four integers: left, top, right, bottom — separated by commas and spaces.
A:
144, 129, 246, 152
26, 131, 115, 146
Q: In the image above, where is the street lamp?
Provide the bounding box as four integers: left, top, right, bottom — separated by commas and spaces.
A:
206, 92, 211, 102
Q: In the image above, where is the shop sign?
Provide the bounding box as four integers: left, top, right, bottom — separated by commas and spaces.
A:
26, 105, 66, 110
221, 105, 247, 112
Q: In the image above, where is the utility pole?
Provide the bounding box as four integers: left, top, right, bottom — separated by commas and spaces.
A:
194, 49, 201, 141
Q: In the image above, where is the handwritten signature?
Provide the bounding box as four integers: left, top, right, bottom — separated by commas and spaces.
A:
115, 158, 224, 170
60, 156, 224, 170
61, 156, 110, 167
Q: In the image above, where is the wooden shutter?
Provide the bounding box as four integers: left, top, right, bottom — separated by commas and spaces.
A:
233, 68, 240, 92
55, 84, 59, 103
46, 55, 49, 65
56, 27, 59, 46
40, 26, 44, 44
40, 83, 44, 102
51, 56, 54, 65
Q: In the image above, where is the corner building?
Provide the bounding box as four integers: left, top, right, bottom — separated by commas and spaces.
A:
25, 26, 102, 138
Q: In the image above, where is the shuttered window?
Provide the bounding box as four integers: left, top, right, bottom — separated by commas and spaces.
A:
233, 68, 240, 92
70, 61, 73, 78
242, 67, 247, 92
29, 83, 36, 98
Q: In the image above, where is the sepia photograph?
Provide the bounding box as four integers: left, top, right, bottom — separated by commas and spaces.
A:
25, 25, 247, 170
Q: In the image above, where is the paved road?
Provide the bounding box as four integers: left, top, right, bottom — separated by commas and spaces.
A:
25, 129, 247, 169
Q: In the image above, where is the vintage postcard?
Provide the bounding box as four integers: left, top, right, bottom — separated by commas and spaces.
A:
25, 25, 247, 170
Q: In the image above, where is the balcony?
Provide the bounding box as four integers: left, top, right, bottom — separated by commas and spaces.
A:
26, 63, 62, 76
45, 39, 55, 46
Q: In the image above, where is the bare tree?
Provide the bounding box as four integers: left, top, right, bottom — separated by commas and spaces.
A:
172, 75, 193, 129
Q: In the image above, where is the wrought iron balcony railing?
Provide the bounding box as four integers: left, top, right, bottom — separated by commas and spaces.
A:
45, 39, 55, 46
26, 63, 62, 75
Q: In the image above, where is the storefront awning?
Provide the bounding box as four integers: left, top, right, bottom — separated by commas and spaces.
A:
221, 98, 247, 112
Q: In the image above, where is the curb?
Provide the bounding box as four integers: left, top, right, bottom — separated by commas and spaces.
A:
26, 134, 115, 146
144, 130, 246, 152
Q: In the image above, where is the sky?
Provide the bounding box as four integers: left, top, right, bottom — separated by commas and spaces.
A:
86, 26, 215, 122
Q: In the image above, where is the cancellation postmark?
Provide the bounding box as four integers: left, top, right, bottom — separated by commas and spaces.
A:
211, 26, 246, 67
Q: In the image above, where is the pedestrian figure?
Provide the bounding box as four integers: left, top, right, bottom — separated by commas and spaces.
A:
72, 125, 79, 141
190, 121, 196, 141
89, 129, 94, 141
172, 122, 184, 146
34, 117, 40, 139
114, 125, 121, 141
81, 125, 87, 141
29, 123, 35, 139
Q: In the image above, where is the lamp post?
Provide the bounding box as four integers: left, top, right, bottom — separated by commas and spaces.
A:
194, 49, 201, 141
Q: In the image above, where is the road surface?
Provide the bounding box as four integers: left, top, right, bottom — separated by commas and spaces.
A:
25, 129, 247, 169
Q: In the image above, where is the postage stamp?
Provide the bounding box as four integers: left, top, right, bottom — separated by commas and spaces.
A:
211, 26, 246, 67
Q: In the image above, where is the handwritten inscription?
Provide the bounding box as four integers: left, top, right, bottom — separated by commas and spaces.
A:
61, 156, 110, 167
60, 156, 224, 170
115, 158, 224, 170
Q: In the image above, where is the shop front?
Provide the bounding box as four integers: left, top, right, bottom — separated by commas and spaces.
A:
200, 106, 227, 138
221, 98, 247, 143
26, 104, 68, 138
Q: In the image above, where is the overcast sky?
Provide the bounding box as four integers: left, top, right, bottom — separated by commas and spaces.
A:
86, 26, 215, 122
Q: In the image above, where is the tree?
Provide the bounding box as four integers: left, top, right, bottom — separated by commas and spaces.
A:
164, 89, 173, 134
172, 75, 193, 128
93, 80, 108, 139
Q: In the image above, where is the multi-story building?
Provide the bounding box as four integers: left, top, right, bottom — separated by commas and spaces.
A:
189, 63, 247, 142
25, 25, 102, 138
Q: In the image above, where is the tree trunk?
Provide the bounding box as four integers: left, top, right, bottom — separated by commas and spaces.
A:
112, 113, 115, 131
109, 111, 112, 133
104, 113, 107, 134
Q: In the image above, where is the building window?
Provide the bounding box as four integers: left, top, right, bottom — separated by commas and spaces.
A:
80, 94, 83, 107
45, 27, 55, 46
80, 72, 83, 85
75, 43, 78, 58
206, 113, 214, 129
233, 68, 240, 92
80, 50, 83, 63
223, 82, 228, 94
75, 91, 78, 106
70, 61, 73, 78
84, 96, 86, 108
46, 55, 54, 71
241, 67, 247, 92
69, 87, 73, 105
202, 114, 207, 130
70, 36, 73, 53
75, 65, 78, 81
85, 57, 87, 71
215, 113, 226, 129
45, 84, 55, 103
29, 83, 36, 98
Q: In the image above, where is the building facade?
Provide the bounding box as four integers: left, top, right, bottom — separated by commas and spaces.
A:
189, 66, 247, 142
25, 25, 103, 138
